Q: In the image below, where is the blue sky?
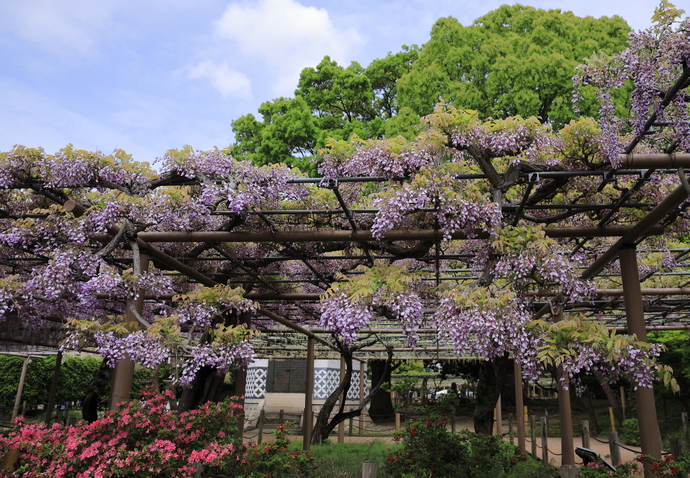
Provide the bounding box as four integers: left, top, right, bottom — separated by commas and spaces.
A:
0, 0, 666, 165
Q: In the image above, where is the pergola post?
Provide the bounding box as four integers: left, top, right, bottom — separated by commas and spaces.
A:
619, 245, 663, 466
235, 311, 252, 439
111, 253, 149, 409
359, 359, 365, 437
303, 337, 315, 450
495, 394, 502, 435
45, 351, 63, 424
338, 357, 346, 443
514, 361, 526, 452
554, 308, 576, 466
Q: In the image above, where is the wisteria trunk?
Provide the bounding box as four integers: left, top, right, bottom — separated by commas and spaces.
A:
368, 359, 395, 422
177, 366, 226, 411
592, 368, 625, 426
473, 356, 509, 435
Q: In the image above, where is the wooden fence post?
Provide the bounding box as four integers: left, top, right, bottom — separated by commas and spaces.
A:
395, 413, 401, 431
608, 431, 622, 467
560, 464, 578, 478
362, 461, 378, 478
581, 420, 590, 449
531, 415, 537, 458
349, 408, 353, 436
541, 416, 549, 464
670, 437, 683, 459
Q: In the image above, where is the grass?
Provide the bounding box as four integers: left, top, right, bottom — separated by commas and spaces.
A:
290, 440, 400, 478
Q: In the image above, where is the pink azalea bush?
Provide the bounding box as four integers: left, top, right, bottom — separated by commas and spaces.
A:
0, 389, 247, 478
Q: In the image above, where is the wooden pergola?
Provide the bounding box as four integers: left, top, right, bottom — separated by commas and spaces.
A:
2, 70, 690, 466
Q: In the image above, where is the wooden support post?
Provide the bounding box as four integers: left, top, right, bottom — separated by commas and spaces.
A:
12, 356, 30, 422
670, 437, 683, 459
541, 416, 549, 464
495, 394, 502, 436
234, 310, 251, 439
362, 461, 378, 478
554, 307, 575, 466
279, 409, 284, 425
395, 413, 401, 431
359, 360, 365, 437
303, 337, 315, 450
609, 408, 616, 432
1, 449, 19, 471
451, 414, 456, 434
558, 379, 575, 465
514, 361, 526, 452
112, 254, 149, 409
45, 351, 62, 425
620, 386, 627, 421
338, 357, 345, 444
508, 414, 514, 445
582, 420, 590, 449
620, 246, 663, 467
531, 415, 537, 458
609, 431, 622, 467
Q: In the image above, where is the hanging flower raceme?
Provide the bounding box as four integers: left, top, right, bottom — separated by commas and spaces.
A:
158, 147, 308, 217
319, 263, 429, 347
370, 164, 502, 241
431, 286, 541, 376
531, 314, 677, 391
61, 285, 259, 385
574, 5, 690, 165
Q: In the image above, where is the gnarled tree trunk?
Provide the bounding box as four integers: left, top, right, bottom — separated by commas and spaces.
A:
312, 344, 393, 444
473, 355, 509, 434
368, 359, 395, 422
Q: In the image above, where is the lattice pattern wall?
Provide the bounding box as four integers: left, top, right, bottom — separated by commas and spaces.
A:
245, 359, 368, 401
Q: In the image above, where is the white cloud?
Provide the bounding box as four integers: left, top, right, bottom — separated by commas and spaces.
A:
188, 60, 253, 98
0, 0, 118, 56
214, 0, 362, 94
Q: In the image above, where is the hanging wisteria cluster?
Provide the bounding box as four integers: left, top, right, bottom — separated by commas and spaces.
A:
574, 4, 690, 164
533, 316, 673, 390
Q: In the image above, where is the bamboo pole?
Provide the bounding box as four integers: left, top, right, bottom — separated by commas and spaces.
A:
11, 356, 30, 422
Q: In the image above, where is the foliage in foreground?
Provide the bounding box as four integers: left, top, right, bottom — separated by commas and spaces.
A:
0, 390, 316, 478
578, 452, 690, 477
384, 416, 558, 478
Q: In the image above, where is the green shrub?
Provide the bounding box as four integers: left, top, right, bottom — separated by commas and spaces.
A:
384, 416, 558, 478
620, 418, 640, 446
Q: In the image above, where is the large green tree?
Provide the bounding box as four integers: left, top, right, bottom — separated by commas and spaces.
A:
231, 48, 421, 172
396, 5, 631, 127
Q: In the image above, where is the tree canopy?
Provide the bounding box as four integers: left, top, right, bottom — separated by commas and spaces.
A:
396, 5, 631, 127
231, 6, 632, 173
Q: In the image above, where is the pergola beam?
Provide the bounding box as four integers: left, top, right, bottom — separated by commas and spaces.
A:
100, 225, 663, 244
